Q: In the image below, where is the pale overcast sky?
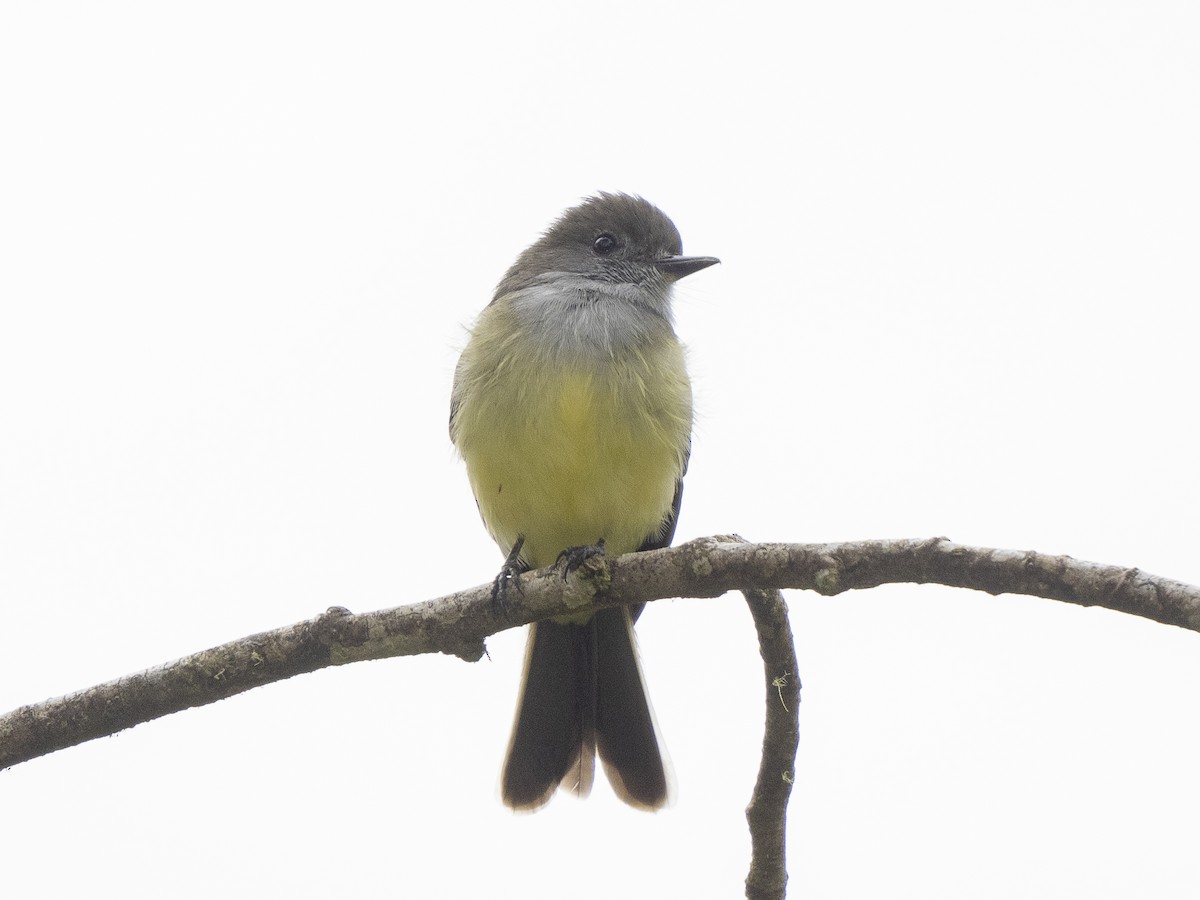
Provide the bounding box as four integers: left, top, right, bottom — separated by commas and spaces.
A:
2, 3, 1198, 898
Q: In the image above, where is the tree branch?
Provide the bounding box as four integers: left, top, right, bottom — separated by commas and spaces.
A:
3, 536, 1198, 898
743, 587, 801, 900
5, 535, 1198, 771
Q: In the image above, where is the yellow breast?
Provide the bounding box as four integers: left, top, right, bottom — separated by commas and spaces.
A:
453, 329, 691, 569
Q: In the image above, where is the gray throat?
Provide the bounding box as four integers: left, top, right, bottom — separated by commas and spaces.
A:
504, 274, 676, 363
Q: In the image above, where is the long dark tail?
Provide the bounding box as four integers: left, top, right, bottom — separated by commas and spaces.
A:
500, 607, 670, 811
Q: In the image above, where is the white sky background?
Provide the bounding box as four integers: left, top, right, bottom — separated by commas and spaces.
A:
1, 2, 1197, 897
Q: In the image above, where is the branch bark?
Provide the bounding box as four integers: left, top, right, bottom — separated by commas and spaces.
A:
3, 535, 1199, 898
743, 587, 801, 900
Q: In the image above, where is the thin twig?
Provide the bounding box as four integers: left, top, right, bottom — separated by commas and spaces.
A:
743, 586, 801, 900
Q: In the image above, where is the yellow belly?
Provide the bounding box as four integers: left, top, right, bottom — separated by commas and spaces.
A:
456, 352, 690, 570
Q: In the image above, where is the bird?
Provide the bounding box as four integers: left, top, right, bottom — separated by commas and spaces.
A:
450, 192, 718, 810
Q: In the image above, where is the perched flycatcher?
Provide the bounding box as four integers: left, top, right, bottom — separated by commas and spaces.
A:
450, 193, 718, 811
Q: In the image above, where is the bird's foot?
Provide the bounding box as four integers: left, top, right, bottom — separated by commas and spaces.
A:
556, 538, 606, 579
491, 535, 528, 617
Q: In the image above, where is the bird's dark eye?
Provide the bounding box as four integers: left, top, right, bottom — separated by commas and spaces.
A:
592, 233, 618, 255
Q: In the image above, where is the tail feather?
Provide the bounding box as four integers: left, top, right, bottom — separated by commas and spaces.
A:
500, 609, 670, 811
501, 621, 595, 810
594, 606, 672, 809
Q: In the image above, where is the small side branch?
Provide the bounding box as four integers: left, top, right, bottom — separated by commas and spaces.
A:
743, 587, 801, 900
